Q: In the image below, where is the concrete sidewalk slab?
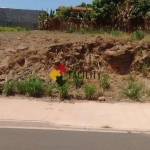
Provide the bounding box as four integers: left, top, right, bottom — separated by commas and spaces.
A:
0, 97, 150, 132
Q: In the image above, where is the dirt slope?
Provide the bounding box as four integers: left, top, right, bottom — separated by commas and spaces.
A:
0, 31, 150, 101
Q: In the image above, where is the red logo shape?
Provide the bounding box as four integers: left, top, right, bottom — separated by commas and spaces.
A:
56, 63, 67, 74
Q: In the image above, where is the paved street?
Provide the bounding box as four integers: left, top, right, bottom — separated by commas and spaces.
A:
0, 128, 150, 150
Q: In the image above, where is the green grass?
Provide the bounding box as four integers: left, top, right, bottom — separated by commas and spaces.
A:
122, 80, 142, 100
0, 26, 29, 32
110, 30, 123, 36
17, 75, 44, 97
84, 84, 97, 100
66, 28, 75, 33
100, 74, 110, 90
72, 72, 84, 88
58, 82, 70, 99
17, 80, 27, 95
131, 30, 146, 40
66, 28, 105, 34
45, 84, 54, 96
141, 63, 149, 77
102, 125, 111, 128
3, 80, 16, 96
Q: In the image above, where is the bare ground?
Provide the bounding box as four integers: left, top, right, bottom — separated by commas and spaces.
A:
0, 30, 150, 102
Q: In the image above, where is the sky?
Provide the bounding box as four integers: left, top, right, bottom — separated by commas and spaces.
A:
0, 0, 92, 11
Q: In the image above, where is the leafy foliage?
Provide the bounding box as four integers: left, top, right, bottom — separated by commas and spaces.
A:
76, 2, 92, 8
45, 84, 54, 96
50, 9, 55, 18
131, 30, 146, 40
55, 7, 73, 21
17, 76, 44, 97
58, 82, 70, 99
122, 80, 142, 100
100, 74, 110, 90
122, 74, 142, 100
38, 11, 48, 23
3, 80, 16, 96
84, 84, 97, 100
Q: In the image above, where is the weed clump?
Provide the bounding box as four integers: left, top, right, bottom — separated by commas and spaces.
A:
3, 80, 16, 96
45, 84, 54, 96
110, 30, 123, 36
100, 74, 110, 90
84, 84, 97, 100
72, 73, 84, 88
17, 76, 44, 97
58, 82, 70, 99
141, 63, 149, 77
122, 74, 142, 100
131, 30, 146, 40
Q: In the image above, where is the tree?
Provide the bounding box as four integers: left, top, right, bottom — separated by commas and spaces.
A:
50, 9, 55, 18
92, 0, 116, 22
55, 7, 73, 21
76, 2, 92, 8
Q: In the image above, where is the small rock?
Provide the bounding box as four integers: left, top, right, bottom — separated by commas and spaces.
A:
98, 96, 106, 101
5, 48, 17, 53
17, 45, 28, 52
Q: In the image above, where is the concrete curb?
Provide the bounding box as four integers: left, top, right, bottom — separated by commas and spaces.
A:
0, 120, 150, 134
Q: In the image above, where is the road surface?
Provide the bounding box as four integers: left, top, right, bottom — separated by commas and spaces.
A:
0, 128, 150, 150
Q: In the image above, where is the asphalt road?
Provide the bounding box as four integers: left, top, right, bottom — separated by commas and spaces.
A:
0, 128, 150, 150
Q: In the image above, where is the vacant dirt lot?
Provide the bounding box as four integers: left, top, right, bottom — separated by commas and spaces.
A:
0, 30, 150, 101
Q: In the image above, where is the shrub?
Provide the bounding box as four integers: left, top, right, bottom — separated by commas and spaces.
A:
66, 28, 74, 33
97, 29, 105, 34
100, 74, 110, 90
45, 84, 54, 96
131, 30, 146, 40
17, 27, 22, 31
17, 81, 26, 95
72, 73, 84, 88
19, 76, 44, 97
58, 82, 70, 99
84, 84, 97, 100
23, 27, 29, 31
110, 30, 123, 36
76, 28, 87, 34
141, 63, 149, 77
3, 80, 16, 96
122, 80, 142, 100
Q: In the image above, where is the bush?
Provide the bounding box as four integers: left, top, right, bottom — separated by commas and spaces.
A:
17, 76, 44, 97
76, 28, 87, 34
17, 27, 22, 31
58, 82, 70, 99
3, 80, 16, 96
141, 63, 149, 77
131, 30, 146, 40
84, 84, 97, 100
17, 81, 26, 95
66, 28, 74, 33
110, 30, 123, 36
97, 29, 105, 34
122, 80, 142, 100
100, 74, 110, 90
45, 84, 54, 96
72, 73, 84, 88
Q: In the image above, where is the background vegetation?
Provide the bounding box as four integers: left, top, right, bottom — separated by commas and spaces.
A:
38, 0, 150, 32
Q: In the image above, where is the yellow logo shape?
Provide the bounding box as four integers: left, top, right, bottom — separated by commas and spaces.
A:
49, 69, 61, 81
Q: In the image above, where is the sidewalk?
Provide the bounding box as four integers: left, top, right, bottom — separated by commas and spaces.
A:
0, 97, 150, 132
